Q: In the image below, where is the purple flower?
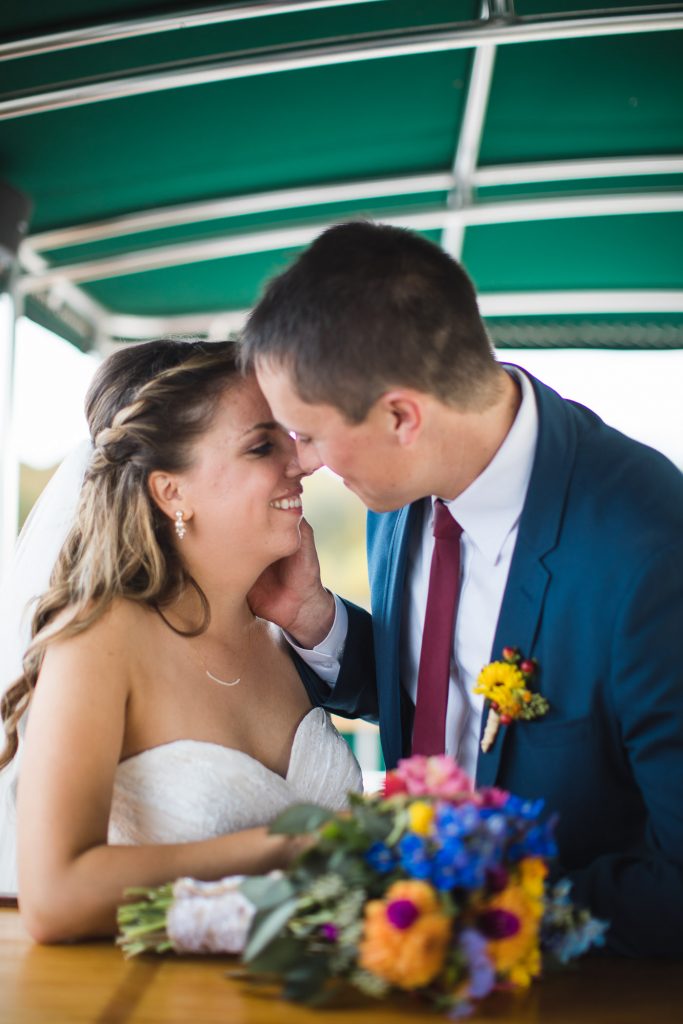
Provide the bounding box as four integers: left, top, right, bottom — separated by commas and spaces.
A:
386, 898, 420, 930
320, 923, 339, 942
459, 928, 495, 999
485, 865, 509, 893
477, 909, 521, 939
478, 786, 509, 809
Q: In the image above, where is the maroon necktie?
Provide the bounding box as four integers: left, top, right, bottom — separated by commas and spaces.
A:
412, 500, 463, 756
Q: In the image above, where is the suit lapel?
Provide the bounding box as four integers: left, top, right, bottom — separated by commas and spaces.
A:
376, 501, 421, 767
476, 375, 578, 787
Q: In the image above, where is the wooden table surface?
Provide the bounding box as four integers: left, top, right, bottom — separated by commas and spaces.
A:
2, 906, 682, 1024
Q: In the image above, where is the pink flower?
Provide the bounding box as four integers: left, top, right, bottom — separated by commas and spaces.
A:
479, 787, 510, 809
392, 755, 474, 800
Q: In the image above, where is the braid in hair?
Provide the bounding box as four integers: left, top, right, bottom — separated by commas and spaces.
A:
1, 339, 242, 769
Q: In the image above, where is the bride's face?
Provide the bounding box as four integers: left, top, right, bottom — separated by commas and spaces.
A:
178, 375, 304, 568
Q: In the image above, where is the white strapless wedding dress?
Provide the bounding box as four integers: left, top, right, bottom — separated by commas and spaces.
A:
108, 707, 362, 845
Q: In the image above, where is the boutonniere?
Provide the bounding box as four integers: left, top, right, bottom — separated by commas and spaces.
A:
474, 646, 549, 753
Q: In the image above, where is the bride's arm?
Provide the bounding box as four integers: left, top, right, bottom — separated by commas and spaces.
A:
16, 617, 301, 944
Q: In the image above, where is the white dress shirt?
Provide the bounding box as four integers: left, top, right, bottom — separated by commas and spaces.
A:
289, 367, 539, 778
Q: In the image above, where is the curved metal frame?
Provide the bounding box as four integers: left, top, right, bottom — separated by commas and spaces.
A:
1, 10, 681, 121
0, 1, 387, 62
18, 192, 683, 294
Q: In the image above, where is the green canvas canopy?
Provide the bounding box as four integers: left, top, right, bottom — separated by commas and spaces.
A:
1, 0, 681, 352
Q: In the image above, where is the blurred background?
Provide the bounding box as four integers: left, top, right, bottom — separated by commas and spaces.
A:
2, 1, 682, 777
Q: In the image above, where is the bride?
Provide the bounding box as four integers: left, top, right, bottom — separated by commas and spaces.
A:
0, 339, 361, 941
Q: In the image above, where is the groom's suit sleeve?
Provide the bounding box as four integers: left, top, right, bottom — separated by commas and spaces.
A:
567, 539, 683, 957
318, 598, 379, 722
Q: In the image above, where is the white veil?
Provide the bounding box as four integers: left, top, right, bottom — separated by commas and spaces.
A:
0, 441, 91, 895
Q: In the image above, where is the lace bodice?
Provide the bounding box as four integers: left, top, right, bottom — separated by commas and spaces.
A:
108, 707, 362, 844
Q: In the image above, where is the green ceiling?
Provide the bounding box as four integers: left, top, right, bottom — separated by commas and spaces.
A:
2, 1, 682, 349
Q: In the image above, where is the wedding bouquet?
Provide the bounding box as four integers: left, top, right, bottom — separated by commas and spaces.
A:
118, 755, 606, 1017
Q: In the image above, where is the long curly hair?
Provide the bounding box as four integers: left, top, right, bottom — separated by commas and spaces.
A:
1, 339, 243, 770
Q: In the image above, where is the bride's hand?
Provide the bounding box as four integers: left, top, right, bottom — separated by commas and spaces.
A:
247, 519, 336, 648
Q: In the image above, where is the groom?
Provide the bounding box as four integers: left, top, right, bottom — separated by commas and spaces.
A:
241, 221, 683, 957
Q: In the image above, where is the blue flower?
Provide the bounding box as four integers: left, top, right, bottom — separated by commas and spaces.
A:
521, 821, 558, 859
545, 917, 608, 963
437, 836, 467, 864
454, 858, 487, 890
504, 795, 545, 821
435, 803, 483, 843
365, 842, 396, 874
431, 846, 465, 891
398, 833, 431, 879
483, 813, 508, 840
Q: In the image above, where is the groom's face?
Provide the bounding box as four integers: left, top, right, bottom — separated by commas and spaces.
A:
256, 361, 408, 513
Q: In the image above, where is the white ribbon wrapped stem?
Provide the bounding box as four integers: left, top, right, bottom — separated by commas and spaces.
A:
167, 876, 257, 954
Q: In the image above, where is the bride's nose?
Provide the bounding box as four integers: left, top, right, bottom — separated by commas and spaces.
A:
283, 447, 304, 478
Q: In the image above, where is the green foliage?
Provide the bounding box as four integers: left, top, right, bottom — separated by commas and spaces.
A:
269, 803, 335, 835
244, 936, 301, 974
244, 897, 301, 961
239, 874, 295, 910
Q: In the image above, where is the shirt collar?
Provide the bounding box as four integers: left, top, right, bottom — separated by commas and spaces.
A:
434, 366, 539, 564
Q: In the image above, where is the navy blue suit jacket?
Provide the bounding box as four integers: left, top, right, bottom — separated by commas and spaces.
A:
323, 372, 683, 956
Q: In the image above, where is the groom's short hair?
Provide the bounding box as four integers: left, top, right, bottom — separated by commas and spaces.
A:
242, 220, 498, 423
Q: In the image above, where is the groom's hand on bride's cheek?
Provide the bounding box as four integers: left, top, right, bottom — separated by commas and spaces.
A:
247, 519, 336, 647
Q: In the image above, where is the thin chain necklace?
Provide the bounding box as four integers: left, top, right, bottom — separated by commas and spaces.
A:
191, 645, 241, 687
155, 600, 253, 688
189, 622, 256, 688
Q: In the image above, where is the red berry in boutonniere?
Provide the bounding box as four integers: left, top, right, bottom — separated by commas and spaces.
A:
520, 660, 536, 676
501, 646, 519, 663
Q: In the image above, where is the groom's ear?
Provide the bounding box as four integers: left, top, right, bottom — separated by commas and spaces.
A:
147, 470, 191, 521
379, 390, 423, 447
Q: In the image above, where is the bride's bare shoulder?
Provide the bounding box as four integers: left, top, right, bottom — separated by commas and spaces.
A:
40, 597, 154, 668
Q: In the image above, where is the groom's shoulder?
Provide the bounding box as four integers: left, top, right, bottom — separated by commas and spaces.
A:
532, 377, 683, 527
543, 403, 683, 576
570, 410, 682, 526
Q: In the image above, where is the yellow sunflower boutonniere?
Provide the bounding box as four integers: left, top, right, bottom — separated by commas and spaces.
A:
474, 647, 549, 753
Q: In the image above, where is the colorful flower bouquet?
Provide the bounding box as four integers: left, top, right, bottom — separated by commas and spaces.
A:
118, 755, 606, 1017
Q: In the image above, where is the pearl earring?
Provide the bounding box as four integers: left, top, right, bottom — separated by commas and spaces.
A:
174, 510, 187, 540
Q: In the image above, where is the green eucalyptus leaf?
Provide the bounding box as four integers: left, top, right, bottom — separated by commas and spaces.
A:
244, 897, 299, 961
246, 936, 301, 974
239, 875, 295, 910
352, 805, 392, 842
386, 806, 409, 846
269, 804, 335, 835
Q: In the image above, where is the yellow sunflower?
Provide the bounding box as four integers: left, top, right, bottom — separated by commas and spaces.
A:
474, 662, 526, 717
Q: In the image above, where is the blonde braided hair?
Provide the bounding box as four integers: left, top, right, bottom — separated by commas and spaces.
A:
1, 339, 242, 769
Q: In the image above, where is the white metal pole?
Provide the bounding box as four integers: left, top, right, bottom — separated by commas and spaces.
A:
0, 281, 20, 577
